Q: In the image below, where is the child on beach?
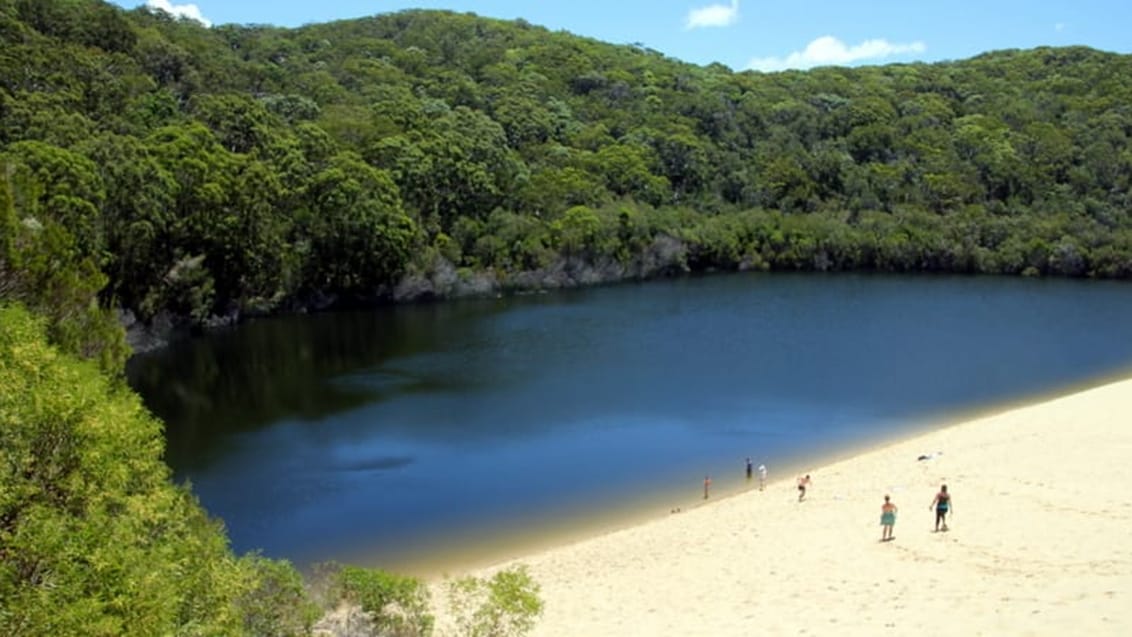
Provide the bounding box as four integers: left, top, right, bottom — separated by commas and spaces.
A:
880, 495, 898, 541
797, 474, 811, 501
757, 463, 767, 491
930, 484, 951, 531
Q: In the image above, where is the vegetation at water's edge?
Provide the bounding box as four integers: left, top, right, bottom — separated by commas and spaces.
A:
0, 304, 318, 635
2, 0, 1131, 346
0, 301, 544, 635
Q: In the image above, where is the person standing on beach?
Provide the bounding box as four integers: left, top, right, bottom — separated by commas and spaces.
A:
745, 457, 753, 482
757, 463, 767, 491
797, 474, 811, 502
880, 495, 898, 541
930, 484, 951, 532
703, 475, 712, 499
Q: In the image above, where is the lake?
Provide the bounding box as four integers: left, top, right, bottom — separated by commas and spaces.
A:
127, 273, 1132, 572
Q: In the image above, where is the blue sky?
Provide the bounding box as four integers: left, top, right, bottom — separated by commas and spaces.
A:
108, 0, 1132, 71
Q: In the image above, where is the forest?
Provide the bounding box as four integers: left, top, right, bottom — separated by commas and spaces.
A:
2, 0, 1131, 359
1, 0, 1130, 632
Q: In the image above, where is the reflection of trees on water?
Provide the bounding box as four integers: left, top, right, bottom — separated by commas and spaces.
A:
126, 301, 494, 465
130, 274, 1132, 476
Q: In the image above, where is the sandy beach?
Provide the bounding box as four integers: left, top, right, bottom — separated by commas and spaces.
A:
429, 375, 1132, 635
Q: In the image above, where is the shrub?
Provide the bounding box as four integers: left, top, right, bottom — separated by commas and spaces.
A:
446, 565, 543, 637
333, 565, 434, 637
0, 304, 233, 634
236, 554, 322, 636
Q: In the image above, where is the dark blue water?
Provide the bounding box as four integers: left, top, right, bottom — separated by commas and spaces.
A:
127, 273, 1132, 569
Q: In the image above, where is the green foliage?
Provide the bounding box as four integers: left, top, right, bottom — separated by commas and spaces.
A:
0, 142, 106, 261
314, 562, 545, 637
333, 565, 435, 637
0, 303, 319, 635
0, 303, 209, 633
554, 205, 605, 257
446, 565, 543, 637
235, 554, 323, 636
0, 161, 128, 372
302, 151, 419, 294
0, 2, 1130, 330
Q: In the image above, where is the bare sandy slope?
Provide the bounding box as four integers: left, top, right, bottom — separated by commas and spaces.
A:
430, 376, 1132, 636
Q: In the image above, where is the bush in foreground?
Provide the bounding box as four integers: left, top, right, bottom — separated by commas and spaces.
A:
0, 304, 313, 635
313, 563, 543, 637
447, 565, 543, 637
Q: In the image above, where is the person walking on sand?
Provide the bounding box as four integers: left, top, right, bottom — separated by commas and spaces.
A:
703, 475, 712, 499
930, 484, 952, 532
757, 463, 767, 491
745, 457, 753, 482
880, 495, 898, 541
797, 474, 811, 502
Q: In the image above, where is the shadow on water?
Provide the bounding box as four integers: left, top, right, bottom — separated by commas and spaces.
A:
127, 292, 594, 472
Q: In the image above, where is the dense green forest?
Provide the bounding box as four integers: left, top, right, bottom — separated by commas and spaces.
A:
1, 0, 1130, 351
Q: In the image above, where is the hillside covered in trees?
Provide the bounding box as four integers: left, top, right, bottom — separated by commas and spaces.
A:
2, 0, 1132, 354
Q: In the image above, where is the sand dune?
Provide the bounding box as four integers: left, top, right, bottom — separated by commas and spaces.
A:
430, 376, 1132, 635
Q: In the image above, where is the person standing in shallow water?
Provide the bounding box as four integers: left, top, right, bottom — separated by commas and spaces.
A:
703, 475, 712, 499
930, 484, 952, 532
745, 457, 753, 482
880, 495, 898, 541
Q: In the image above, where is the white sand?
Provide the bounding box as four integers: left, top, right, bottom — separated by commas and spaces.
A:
430, 376, 1132, 635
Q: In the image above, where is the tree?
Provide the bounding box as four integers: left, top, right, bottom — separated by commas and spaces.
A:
0, 141, 106, 262
235, 554, 323, 636
520, 166, 608, 217
369, 105, 525, 228
331, 565, 434, 637
139, 123, 237, 321
73, 133, 177, 314
446, 565, 544, 637
189, 93, 284, 155
0, 160, 127, 372
589, 143, 669, 206
302, 152, 419, 294
0, 304, 312, 635
553, 205, 605, 258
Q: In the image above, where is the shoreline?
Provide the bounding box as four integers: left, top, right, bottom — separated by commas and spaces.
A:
425, 374, 1132, 635
385, 369, 1123, 578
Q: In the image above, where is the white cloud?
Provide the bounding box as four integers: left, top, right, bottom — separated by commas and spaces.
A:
746, 36, 926, 72
145, 0, 212, 28
685, 0, 740, 30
